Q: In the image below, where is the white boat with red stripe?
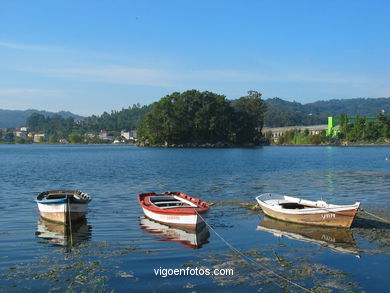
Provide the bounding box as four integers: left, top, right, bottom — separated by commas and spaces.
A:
138, 191, 209, 230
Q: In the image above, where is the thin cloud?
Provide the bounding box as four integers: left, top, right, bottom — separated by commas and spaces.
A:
0, 41, 51, 51
30, 66, 179, 88
25, 64, 372, 90
4, 39, 370, 88
187, 69, 368, 85
0, 88, 59, 97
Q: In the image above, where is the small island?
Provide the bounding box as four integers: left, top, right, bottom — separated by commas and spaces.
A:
138, 90, 266, 147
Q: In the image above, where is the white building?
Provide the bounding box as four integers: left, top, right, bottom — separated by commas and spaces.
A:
121, 130, 137, 140
33, 133, 47, 143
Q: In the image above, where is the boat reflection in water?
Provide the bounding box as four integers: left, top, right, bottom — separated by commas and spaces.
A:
257, 216, 360, 257
36, 217, 92, 248
140, 216, 210, 249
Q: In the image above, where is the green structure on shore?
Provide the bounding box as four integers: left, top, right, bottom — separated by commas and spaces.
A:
327, 116, 377, 136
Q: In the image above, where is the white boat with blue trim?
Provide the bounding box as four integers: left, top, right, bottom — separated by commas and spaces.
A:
36, 190, 92, 224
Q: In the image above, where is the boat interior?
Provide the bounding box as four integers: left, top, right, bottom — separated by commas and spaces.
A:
265, 199, 315, 209
37, 190, 90, 201
150, 196, 196, 209
279, 202, 313, 209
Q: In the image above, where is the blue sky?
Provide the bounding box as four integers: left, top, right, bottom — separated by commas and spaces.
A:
0, 0, 389, 115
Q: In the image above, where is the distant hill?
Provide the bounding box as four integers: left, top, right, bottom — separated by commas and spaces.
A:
305, 97, 390, 117
264, 97, 390, 127
0, 109, 85, 128
264, 98, 325, 127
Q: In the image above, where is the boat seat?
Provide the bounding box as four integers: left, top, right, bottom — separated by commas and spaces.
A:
159, 206, 196, 209
149, 196, 177, 201
153, 201, 183, 205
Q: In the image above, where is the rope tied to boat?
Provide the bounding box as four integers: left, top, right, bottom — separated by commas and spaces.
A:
67, 195, 74, 248
195, 211, 314, 292
358, 208, 390, 224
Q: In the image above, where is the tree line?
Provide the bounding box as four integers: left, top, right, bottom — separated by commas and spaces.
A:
84, 104, 151, 132
1, 90, 390, 145
3, 104, 151, 143
337, 114, 390, 142
266, 113, 390, 145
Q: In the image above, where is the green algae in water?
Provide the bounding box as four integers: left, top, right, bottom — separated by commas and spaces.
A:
0, 241, 146, 293
195, 242, 365, 292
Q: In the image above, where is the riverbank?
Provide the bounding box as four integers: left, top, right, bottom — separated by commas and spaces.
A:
275, 142, 390, 147
135, 141, 260, 148
2, 140, 390, 147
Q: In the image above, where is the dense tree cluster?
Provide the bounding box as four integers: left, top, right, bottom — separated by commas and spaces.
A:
0, 128, 15, 143
27, 114, 76, 136
338, 114, 390, 142
138, 90, 266, 145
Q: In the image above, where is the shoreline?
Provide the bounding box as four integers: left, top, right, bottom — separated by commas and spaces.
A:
2, 142, 390, 147
277, 142, 390, 147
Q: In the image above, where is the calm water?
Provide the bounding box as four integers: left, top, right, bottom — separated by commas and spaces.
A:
0, 145, 389, 292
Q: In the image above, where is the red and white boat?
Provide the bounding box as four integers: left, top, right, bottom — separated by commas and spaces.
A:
138, 192, 209, 230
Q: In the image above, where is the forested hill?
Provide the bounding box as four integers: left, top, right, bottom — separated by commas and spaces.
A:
263, 97, 390, 127
85, 104, 152, 131
0, 109, 84, 128
305, 97, 390, 116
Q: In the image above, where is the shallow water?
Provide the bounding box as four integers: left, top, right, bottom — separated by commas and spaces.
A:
0, 145, 389, 292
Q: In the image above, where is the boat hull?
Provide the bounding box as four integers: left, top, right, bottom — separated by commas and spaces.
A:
256, 194, 360, 228
258, 203, 358, 228
138, 192, 209, 231
37, 202, 88, 224
142, 207, 204, 231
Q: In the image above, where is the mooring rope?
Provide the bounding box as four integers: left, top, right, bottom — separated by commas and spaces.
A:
196, 211, 313, 292
67, 196, 74, 247
358, 208, 390, 224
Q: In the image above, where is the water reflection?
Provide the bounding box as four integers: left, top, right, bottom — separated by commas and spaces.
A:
140, 216, 210, 249
36, 217, 92, 248
326, 170, 335, 194
257, 216, 360, 257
